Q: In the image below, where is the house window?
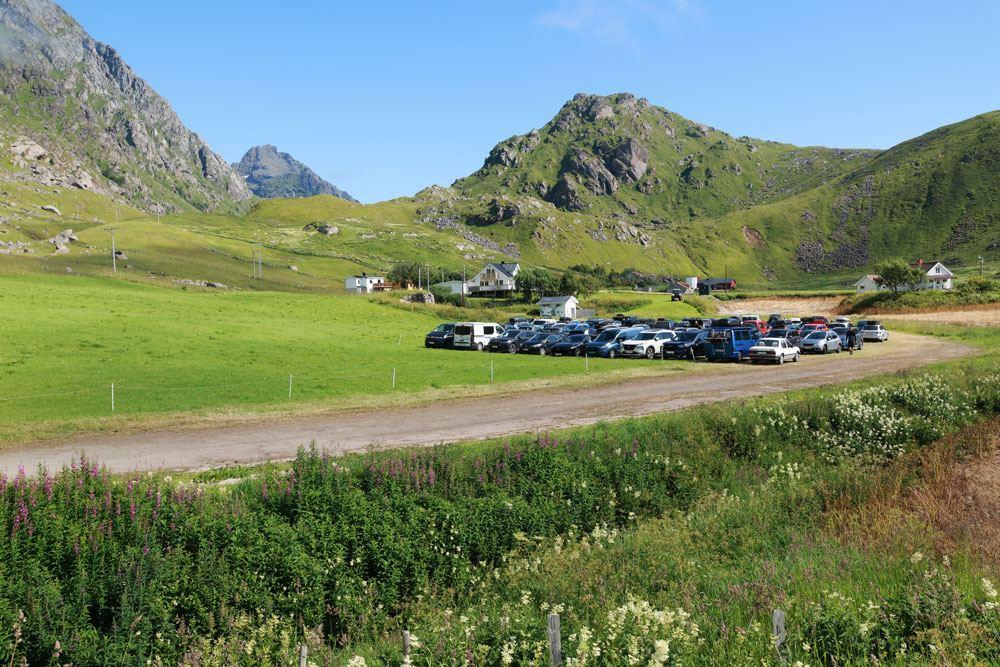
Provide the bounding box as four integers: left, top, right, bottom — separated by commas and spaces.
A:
935, 266, 941, 274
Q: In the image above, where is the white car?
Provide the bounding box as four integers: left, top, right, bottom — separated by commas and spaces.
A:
453, 322, 505, 351
620, 330, 676, 359
748, 337, 800, 364
860, 324, 889, 342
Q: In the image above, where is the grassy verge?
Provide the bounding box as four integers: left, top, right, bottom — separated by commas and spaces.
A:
1, 325, 998, 665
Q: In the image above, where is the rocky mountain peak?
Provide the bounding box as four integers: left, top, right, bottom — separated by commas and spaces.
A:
234, 145, 357, 202
0, 0, 251, 211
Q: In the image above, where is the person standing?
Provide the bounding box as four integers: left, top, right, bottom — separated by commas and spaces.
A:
847, 327, 858, 355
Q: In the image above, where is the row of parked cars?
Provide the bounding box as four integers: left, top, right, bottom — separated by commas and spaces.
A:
424, 314, 891, 365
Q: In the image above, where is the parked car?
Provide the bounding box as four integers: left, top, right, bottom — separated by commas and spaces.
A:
834, 317, 852, 325
661, 330, 708, 359
856, 319, 881, 329
424, 323, 456, 348
551, 334, 592, 356
740, 315, 762, 324
749, 337, 800, 364
710, 317, 742, 328
653, 319, 679, 330
705, 327, 761, 362
799, 331, 842, 354
488, 329, 534, 353
519, 333, 566, 355
832, 326, 851, 347
741, 319, 769, 336
453, 322, 505, 351
767, 313, 783, 325
861, 324, 889, 342
585, 327, 644, 359
621, 330, 677, 359
799, 323, 828, 334
767, 328, 801, 346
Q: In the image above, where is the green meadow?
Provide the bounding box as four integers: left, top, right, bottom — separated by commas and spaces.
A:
0, 273, 711, 445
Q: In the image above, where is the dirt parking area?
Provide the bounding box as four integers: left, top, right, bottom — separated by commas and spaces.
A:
717, 297, 842, 317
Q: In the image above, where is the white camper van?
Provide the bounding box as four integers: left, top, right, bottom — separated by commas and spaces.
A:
453, 322, 505, 351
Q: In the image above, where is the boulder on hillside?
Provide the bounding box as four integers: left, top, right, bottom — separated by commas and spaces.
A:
49, 229, 77, 254
546, 177, 587, 211
10, 139, 47, 161
603, 139, 649, 183
303, 222, 339, 235
41, 204, 62, 216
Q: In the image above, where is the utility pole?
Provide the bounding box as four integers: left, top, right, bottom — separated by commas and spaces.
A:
461, 264, 466, 309
426, 264, 431, 290
980, 256, 985, 277
251, 243, 263, 280
107, 227, 119, 273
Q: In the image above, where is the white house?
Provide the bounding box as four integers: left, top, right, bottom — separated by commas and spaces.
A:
855, 274, 883, 293
432, 280, 469, 295
537, 295, 580, 319
470, 262, 520, 297
912, 261, 954, 290
855, 261, 955, 293
345, 273, 385, 294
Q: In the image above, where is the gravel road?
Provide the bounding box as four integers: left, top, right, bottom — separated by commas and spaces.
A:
0, 333, 972, 475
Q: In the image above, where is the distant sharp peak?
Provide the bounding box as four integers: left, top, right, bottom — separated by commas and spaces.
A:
235, 145, 358, 203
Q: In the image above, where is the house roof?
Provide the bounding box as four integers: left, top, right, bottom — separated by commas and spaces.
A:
703, 278, 736, 286
537, 296, 578, 304
484, 262, 520, 278
855, 274, 880, 284
911, 261, 954, 277
348, 275, 384, 280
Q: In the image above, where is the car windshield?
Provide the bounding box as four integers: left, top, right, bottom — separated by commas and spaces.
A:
527, 334, 546, 343
594, 330, 618, 342
805, 332, 825, 340
769, 329, 788, 336
757, 339, 780, 347
433, 324, 454, 333
674, 331, 699, 342
565, 335, 587, 342
834, 327, 849, 335
636, 331, 658, 340
862, 325, 879, 330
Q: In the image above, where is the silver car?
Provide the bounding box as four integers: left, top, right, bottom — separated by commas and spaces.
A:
799, 331, 842, 354
861, 324, 889, 342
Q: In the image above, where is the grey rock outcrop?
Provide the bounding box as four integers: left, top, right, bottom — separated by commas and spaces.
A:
48, 228, 76, 254
563, 149, 618, 196
0, 0, 251, 211
234, 145, 357, 202
603, 139, 649, 183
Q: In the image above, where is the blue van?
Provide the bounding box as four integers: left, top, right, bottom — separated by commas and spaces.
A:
585, 327, 644, 359
705, 327, 761, 362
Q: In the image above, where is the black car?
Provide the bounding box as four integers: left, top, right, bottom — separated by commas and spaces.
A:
488, 329, 534, 353
767, 328, 801, 346
518, 333, 566, 355
424, 323, 455, 348
660, 330, 708, 359
653, 319, 679, 330
550, 334, 592, 356
710, 317, 741, 328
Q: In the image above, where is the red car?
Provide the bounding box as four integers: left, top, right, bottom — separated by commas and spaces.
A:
741, 320, 769, 335
800, 323, 828, 333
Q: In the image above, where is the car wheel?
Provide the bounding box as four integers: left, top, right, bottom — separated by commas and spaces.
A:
539, 347, 546, 356
645, 347, 655, 360
777, 355, 784, 365
475, 342, 484, 352
608, 350, 616, 359
835, 345, 841, 353
823, 345, 829, 354
574, 348, 582, 357
508, 343, 517, 354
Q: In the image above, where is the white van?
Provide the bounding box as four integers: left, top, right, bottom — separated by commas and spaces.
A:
453, 322, 505, 351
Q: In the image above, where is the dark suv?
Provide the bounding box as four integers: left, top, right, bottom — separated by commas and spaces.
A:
424, 323, 456, 348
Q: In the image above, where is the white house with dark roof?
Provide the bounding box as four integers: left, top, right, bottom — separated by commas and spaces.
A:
911, 261, 954, 290
345, 273, 385, 294
469, 262, 520, 296
537, 295, 580, 319
855, 261, 955, 293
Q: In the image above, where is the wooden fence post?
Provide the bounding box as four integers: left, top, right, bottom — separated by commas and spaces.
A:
547, 613, 562, 667
403, 630, 411, 656
299, 644, 307, 667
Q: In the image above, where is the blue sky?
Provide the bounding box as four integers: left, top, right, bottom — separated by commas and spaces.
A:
59, 0, 1000, 203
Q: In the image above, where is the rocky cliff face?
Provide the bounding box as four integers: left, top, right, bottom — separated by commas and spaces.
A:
0, 0, 251, 212
234, 145, 357, 202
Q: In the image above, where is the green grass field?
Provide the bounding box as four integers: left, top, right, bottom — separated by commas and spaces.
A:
0, 273, 719, 445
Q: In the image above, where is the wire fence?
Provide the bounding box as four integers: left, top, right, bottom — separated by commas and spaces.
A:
0, 358, 581, 412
